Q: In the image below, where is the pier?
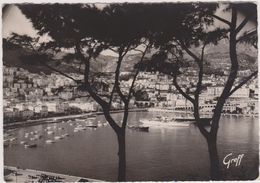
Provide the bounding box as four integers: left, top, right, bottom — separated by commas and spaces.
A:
4, 166, 102, 182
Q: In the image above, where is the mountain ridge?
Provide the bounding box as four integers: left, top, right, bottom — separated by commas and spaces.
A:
3, 40, 257, 75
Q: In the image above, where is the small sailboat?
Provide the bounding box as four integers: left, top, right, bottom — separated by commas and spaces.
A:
46, 140, 55, 144
20, 141, 26, 145
24, 144, 37, 148
127, 125, 149, 132
47, 131, 54, 135
30, 137, 36, 141
35, 134, 42, 139
74, 124, 87, 131
88, 117, 96, 120
61, 133, 69, 138
86, 120, 98, 128
54, 136, 62, 140
9, 137, 16, 142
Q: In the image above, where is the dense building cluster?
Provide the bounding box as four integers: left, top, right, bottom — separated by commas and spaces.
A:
3, 65, 258, 122
135, 71, 258, 113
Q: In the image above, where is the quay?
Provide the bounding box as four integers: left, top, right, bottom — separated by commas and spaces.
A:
4, 166, 102, 182
147, 108, 259, 117
4, 108, 148, 130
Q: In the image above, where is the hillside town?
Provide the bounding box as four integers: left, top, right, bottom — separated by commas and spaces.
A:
3, 3, 259, 182
3, 64, 258, 123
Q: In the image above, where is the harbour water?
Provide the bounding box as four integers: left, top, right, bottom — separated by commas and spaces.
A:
4, 111, 259, 181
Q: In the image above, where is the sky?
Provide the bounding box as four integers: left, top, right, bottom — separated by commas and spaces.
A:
2, 4, 256, 56
3, 5, 37, 38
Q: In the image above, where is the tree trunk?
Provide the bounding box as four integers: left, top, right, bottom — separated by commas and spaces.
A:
117, 130, 126, 181
206, 135, 222, 180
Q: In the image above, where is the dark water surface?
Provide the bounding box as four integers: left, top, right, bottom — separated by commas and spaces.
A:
4, 112, 259, 181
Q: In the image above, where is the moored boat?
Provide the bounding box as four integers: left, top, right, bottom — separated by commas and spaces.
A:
140, 118, 190, 127
74, 125, 87, 131
86, 125, 98, 128
20, 141, 26, 145
47, 131, 54, 135
9, 137, 16, 142
61, 133, 69, 138
24, 144, 37, 148
75, 119, 86, 123
54, 136, 62, 140
34, 135, 42, 139
128, 125, 149, 132
46, 140, 55, 144
86, 120, 98, 128
30, 137, 36, 141
174, 116, 211, 123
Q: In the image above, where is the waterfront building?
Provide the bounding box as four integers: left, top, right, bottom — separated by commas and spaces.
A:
20, 109, 34, 119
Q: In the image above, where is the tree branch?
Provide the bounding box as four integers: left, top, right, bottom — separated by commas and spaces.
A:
229, 71, 258, 97
108, 47, 117, 52
173, 77, 195, 104
210, 8, 238, 137
127, 44, 149, 102
121, 42, 149, 129
81, 51, 120, 132
195, 42, 207, 98
113, 44, 133, 105
236, 30, 257, 43
200, 42, 207, 62
169, 50, 181, 64
41, 63, 81, 84
235, 15, 251, 34
75, 43, 110, 110
180, 41, 200, 65
193, 43, 210, 139
108, 85, 116, 110
121, 43, 131, 57
133, 48, 145, 54
211, 14, 231, 26
114, 58, 128, 104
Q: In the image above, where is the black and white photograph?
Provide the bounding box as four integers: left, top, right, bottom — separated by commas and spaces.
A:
2, 2, 259, 182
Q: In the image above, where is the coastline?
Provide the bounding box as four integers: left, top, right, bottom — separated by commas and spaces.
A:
4, 107, 258, 130
4, 166, 102, 182
4, 108, 148, 130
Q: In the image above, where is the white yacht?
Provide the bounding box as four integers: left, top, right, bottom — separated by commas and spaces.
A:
139, 117, 190, 127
